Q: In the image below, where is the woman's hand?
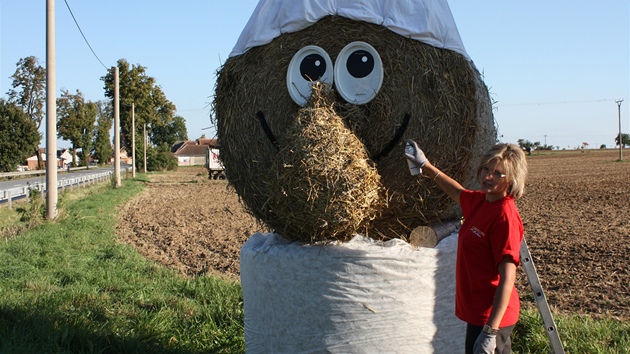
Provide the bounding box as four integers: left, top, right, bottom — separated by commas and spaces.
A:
404, 139, 428, 167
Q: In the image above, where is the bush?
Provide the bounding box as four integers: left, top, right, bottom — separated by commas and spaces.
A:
146, 143, 178, 172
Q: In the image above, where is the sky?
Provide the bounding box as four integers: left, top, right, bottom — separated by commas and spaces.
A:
1, 0, 628, 150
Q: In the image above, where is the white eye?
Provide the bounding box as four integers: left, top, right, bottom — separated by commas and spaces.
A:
334, 41, 383, 105
286, 45, 333, 106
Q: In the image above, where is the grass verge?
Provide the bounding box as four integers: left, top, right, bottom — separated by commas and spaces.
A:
0, 177, 244, 353
1, 175, 628, 353
513, 309, 630, 353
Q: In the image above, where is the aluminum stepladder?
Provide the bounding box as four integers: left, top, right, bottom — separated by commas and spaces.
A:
520, 237, 565, 354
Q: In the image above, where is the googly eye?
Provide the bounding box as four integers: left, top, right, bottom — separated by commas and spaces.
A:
334, 41, 383, 105
286, 45, 334, 106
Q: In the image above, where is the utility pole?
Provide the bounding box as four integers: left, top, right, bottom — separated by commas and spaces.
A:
114, 67, 121, 187
45, 0, 58, 220
616, 99, 624, 161
132, 102, 136, 178
144, 123, 147, 173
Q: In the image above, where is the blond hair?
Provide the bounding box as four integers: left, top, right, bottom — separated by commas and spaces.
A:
477, 143, 528, 199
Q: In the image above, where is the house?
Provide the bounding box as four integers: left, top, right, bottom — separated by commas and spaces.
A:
173, 140, 208, 166
25, 148, 45, 170
171, 139, 220, 166
197, 138, 219, 148
25, 148, 65, 170
57, 149, 79, 167
108, 146, 133, 165
120, 147, 133, 164
170, 140, 191, 154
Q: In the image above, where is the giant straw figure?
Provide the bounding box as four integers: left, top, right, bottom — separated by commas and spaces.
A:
213, 0, 496, 352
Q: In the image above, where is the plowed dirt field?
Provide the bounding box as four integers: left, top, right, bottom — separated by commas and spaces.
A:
116, 149, 629, 319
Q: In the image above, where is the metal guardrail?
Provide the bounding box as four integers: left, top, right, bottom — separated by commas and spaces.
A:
0, 166, 89, 179
0, 168, 126, 209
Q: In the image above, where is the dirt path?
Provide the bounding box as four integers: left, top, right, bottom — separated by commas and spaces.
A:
116, 150, 629, 319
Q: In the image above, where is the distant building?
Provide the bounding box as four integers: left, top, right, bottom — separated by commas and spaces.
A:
197, 138, 219, 148
172, 138, 219, 166
25, 149, 45, 170
108, 146, 133, 165
25, 148, 82, 170
57, 149, 79, 167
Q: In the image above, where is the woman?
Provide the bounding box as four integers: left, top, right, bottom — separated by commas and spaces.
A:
405, 140, 528, 354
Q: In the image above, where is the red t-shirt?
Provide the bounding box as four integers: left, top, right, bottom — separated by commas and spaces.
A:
455, 190, 523, 327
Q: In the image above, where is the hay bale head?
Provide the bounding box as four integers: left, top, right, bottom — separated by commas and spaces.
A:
213, 16, 495, 242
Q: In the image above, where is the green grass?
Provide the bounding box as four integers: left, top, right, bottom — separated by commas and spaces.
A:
1, 176, 628, 353
513, 308, 630, 353
0, 202, 24, 238
0, 177, 244, 353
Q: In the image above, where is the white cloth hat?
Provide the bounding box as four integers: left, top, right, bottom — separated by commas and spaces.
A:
229, 0, 469, 60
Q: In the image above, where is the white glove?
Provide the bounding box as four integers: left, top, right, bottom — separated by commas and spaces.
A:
404, 139, 428, 168
473, 331, 497, 354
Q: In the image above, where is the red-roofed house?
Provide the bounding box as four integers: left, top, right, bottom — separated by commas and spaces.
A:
25, 148, 67, 170
173, 140, 208, 166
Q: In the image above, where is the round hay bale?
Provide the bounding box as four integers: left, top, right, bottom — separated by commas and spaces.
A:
213, 16, 495, 242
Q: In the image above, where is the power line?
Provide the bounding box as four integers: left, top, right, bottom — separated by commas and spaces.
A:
63, 0, 108, 70
497, 99, 617, 107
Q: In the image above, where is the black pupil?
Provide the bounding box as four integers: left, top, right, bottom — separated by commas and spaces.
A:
346, 50, 374, 79
300, 54, 326, 81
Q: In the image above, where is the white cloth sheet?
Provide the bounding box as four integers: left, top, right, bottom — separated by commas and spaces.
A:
230, 0, 469, 60
240, 232, 465, 353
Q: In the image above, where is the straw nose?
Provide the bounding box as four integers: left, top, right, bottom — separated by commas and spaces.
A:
263, 83, 385, 243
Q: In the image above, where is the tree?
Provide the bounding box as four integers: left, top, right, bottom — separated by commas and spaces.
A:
517, 139, 536, 155
6, 56, 46, 167
146, 143, 178, 171
102, 60, 153, 149
0, 99, 40, 172
93, 100, 113, 165
615, 133, 630, 148
151, 115, 188, 147
101, 59, 180, 169
56, 89, 97, 166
